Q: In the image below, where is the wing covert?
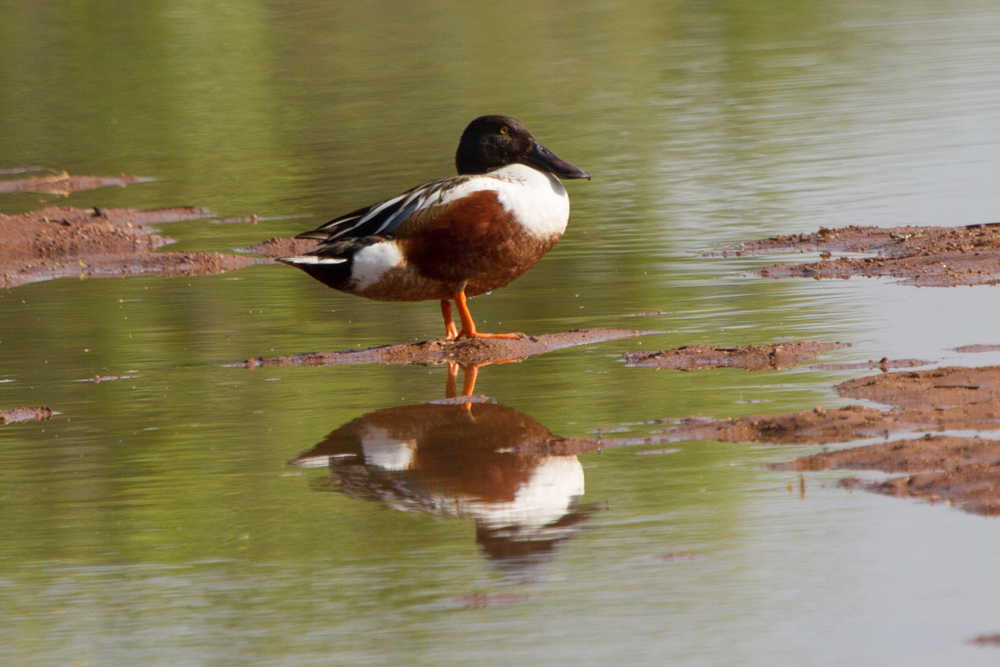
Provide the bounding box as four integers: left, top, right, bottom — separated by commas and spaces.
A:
297, 176, 477, 243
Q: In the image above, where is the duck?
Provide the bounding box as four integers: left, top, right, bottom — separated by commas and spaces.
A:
278, 114, 590, 340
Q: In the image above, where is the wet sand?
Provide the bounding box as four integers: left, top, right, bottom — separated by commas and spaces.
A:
625, 342, 846, 371
733, 223, 1000, 286
0, 206, 266, 288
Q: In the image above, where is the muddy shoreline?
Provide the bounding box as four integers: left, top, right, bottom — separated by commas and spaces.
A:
0, 206, 266, 288
735, 223, 1000, 287
644, 364, 1000, 515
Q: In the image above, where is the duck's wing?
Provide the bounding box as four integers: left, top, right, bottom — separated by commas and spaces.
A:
297, 175, 481, 243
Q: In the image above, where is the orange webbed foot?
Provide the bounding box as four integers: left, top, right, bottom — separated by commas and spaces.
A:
450, 291, 523, 341
456, 330, 521, 340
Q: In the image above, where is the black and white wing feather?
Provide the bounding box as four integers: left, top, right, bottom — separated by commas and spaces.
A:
297, 176, 475, 243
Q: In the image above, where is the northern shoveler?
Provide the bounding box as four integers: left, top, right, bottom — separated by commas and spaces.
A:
278, 115, 590, 339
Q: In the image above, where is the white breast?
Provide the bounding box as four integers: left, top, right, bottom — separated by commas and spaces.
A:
490, 164, 570, 239
433, 165, 570, 240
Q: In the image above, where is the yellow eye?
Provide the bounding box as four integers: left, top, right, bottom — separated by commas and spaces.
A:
500, 127, 508, 135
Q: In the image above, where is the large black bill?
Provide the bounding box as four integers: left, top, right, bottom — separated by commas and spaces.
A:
521, 140, 591, 180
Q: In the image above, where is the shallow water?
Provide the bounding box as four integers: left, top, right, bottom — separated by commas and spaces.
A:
3, 1, 1000, 664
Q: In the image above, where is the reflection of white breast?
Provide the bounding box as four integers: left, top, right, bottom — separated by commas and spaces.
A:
360, 426, 416, 471
458, 456, 584, 529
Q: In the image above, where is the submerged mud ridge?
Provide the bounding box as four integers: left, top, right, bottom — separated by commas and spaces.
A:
237, 329, 657, 368
809, 357, 932, 371
0, 406, 53, 425
648, 364, 1000, 515
0, 206, 267, 288
735, 223, 1000, 287
0, 170, 153, 195
788, 435, 1000, 516
625, 342, 846, 371
241, 235, 320, 258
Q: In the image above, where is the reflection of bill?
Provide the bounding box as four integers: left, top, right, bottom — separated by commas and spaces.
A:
290, 400, 602, 565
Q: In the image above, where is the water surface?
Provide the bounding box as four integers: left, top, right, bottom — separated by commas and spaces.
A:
3, 1, 1000, 665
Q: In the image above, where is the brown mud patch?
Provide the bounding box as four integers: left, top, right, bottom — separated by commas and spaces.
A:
658, 366, 1000, 445
843, 457, 1000, 516
625, 342, 846, 371
776, 435, 1000, 473
0, 206, 267, 288
0, 171, 152, 195
236, 328, 657, 368
653, 405, 892, 446
734, 223, 1000, 287
649, 364, 1000, 515
0, 406, 53, 425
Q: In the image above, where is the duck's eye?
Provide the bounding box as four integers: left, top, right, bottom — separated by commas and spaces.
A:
499, 126, 508, 135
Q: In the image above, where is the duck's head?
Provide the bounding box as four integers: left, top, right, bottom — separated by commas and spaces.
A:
455, 115, 591, 180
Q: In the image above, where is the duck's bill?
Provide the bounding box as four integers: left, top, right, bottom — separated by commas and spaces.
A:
522, 140, 591, 180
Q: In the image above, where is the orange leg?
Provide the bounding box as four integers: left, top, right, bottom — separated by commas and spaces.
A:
441, 300, 459, 340
451, 291, 520, 340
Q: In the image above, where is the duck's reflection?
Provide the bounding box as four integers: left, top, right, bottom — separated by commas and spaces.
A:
291, 363, 601, 566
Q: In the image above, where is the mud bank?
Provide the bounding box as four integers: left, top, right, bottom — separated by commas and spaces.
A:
237, 329, 657, 368
0, 406, 53, 425
651, 364, 1000, 515
659, 365, 1000, 444
0, 206, 267, 288
735, 223, 1000, 286
625, 342, 846, 371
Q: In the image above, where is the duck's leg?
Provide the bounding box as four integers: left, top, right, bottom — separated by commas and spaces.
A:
441, 299, 459, 340
451, 291, 520, 340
